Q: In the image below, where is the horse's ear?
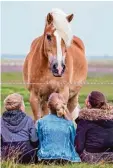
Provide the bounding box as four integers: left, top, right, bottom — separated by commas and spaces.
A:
47, 13, 53, 24
66, 14, 74, 22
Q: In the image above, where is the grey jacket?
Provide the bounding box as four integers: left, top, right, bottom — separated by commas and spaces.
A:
1, 110, 38, 143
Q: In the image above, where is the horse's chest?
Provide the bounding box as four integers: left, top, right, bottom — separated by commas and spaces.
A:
36, 82, 64, 101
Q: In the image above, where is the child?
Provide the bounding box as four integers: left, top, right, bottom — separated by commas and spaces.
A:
1, 93, 38, 164
36, 93, 81, 164
75, 91, 113, 163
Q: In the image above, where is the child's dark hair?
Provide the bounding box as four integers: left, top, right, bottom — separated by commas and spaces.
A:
88, 91, 109, 109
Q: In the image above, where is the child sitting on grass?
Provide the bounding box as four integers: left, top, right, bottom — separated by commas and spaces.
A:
1, 93, 38, 164
36, 93, 81, 164
75, 91, 113, 163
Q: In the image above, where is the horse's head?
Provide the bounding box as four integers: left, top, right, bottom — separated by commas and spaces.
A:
44, 9, 74, 77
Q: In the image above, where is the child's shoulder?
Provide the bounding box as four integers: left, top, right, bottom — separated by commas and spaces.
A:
67, 120, 75, 127
40, 114, 51, 121
36, 114, 75, 127
24, 113, 34, 123
35, 114, 50, 124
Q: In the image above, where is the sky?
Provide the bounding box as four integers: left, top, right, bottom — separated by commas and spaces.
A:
1, 1, 113, 57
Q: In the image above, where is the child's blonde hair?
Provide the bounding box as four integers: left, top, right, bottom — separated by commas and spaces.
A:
4, 93, 24, 111
48, 93, 68, 117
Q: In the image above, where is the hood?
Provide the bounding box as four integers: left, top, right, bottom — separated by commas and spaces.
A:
2, 110, 28, 133
78, 106, 113, 128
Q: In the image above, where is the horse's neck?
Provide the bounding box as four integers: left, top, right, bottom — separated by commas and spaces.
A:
31, 35, 48, 71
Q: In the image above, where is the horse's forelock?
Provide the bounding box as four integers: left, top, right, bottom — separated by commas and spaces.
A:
51, 8, 73, 47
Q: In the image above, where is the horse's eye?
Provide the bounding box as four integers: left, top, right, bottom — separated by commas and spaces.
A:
65, 49, 67, 53
47, 34, 51, 41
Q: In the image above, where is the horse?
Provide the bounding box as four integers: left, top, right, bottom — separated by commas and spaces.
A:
23, 9, 88, 120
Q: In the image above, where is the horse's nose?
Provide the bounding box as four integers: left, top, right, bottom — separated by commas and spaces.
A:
52, 62, 66, 76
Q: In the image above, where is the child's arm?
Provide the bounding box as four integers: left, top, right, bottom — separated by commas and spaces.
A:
75, 120, 87, 155
70, 122, 76, 145
29, 118, 38, 147
35, 120, 43, 148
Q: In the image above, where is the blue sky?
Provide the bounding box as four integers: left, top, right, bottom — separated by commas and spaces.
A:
1, 1, 113, 56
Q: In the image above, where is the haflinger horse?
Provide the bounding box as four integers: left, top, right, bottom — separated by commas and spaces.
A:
23, 8, 88, 120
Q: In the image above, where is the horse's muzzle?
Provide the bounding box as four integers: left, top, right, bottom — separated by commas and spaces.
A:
51, 62, 66, 77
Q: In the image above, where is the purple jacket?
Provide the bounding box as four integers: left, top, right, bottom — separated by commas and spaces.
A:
75, 108, 113, 154
1, 110, 38, 163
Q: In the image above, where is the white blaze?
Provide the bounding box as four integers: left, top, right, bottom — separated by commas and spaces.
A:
51, 8, 73, 74
54, 30, 63, 74
54, 31, 62, 64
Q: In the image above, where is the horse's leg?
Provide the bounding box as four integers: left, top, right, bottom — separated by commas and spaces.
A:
59, 86, 69, 104
67, 94, 80, 120
42, 102, 49, 117
29, 92, 41, 121
67, 94, 78, 112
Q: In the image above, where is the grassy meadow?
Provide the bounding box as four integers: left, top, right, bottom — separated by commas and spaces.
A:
1, 72, 113, 116
1, 60, 113, 168
1, 160, 113, 168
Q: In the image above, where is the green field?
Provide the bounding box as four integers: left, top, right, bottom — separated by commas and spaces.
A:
1, 72, 113, 116
1, 71, 113, 168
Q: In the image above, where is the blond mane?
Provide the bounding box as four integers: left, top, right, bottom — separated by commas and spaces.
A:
51, 8, 73, 46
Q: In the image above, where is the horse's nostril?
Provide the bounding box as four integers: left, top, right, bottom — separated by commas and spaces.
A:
53, 63, 57, 70
54, 69, 58, 73
62, 64, 66, 70
53, 65, 56, 69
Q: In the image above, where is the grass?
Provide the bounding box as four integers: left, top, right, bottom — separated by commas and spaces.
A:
1, 70, 113, 168
1, 160, 113, 168
1, 72, 113, 116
